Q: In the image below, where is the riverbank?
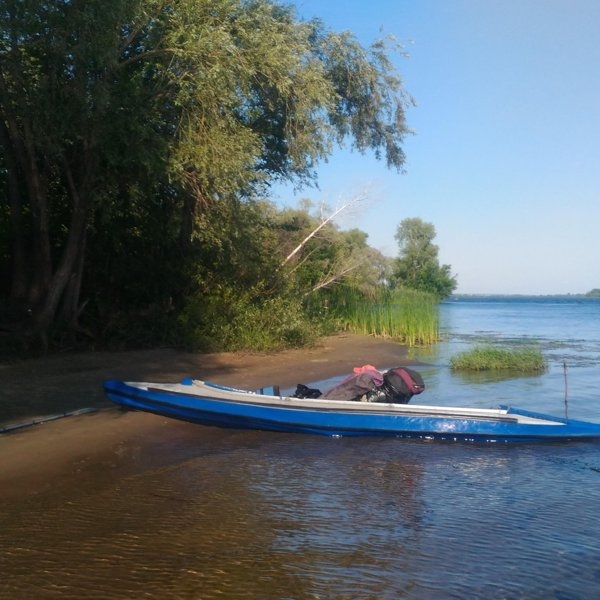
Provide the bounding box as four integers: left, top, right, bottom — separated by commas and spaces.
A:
0, 334, 414, 498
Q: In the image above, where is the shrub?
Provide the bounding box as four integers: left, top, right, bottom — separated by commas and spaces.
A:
178, 285, 320, 352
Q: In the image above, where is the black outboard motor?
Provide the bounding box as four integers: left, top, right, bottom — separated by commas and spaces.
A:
370, 367, 425, 404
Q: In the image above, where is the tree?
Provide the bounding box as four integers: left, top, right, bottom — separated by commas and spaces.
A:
274, 194, 389, 298
391, 217, 457, 299
0, 0, 169, 343
281, 192, 370, 266
1, 0, 412, 348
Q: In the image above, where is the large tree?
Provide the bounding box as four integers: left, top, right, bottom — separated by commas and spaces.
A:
391, 217, 457, 299
0, 0, 412, 347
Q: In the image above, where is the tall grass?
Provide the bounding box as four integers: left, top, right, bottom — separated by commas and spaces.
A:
326, 287, 439, 346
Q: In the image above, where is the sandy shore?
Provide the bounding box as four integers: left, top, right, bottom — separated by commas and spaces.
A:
0, 334, 414, 497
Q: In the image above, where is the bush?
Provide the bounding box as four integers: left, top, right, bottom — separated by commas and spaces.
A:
177, 285, 320, 352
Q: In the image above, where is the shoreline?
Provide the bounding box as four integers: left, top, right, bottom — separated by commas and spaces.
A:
0, 334, 415, 498
1, 333, 414, 424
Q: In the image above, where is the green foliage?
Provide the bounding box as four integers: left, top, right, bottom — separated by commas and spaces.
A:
390, 218, 457, 299
586, 289, 600, 297
450, 345, 548, 373
177, 285, 319, 352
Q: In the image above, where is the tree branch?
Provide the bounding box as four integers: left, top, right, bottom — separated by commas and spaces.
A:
281, 192, 367, 265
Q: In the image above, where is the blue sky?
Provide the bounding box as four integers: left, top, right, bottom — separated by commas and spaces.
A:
272, 0, 600, 294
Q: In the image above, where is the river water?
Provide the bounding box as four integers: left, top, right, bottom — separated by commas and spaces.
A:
2, 296, 600, 599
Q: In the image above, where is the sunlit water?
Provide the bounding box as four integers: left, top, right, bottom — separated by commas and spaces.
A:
2, 296, 600, 599
421, 296, 600, 423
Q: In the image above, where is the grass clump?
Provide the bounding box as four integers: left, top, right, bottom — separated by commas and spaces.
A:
450, 344, 547, 374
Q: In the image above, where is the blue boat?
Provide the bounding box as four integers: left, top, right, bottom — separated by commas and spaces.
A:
103, 378, 600, 443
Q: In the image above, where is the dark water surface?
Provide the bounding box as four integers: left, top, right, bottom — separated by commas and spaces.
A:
2, 296, 600, 599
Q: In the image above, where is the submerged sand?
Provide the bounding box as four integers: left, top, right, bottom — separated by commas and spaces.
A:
0, 334, 414, 498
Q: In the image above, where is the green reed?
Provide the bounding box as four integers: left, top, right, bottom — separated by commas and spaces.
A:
450, 344, 547, 373
327, 287, 439, 346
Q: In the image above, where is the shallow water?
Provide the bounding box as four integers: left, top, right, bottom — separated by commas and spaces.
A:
410, 296, 600, 422
2, 296, 600, 599
2, 426, 600, 599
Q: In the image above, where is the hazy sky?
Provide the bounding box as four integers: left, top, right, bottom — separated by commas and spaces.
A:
272, 0, 600, 295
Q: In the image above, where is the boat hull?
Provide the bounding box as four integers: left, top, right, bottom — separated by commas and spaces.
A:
103, 379, 600, 443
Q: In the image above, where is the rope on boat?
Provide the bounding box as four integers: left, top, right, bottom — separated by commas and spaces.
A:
0, 407, 99, 434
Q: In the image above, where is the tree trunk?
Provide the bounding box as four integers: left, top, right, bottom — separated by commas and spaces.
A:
31, 162, 91, 336
59, 228, 87, 328
0, 121, 28, 302
0, 112, 52, 308
24, 140, 52, 308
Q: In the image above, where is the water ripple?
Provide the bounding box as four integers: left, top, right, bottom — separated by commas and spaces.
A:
2, 434, 600, 599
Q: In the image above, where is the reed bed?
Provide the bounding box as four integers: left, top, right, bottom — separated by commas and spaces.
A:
327, 287, 439, 346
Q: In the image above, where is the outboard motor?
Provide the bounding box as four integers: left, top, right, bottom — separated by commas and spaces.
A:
375, 367, 425, 404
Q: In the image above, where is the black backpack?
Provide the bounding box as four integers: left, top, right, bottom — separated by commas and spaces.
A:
292, 383, 322, 399
381, 367, 425, 404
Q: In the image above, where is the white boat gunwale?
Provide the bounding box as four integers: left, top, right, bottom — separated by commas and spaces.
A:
137, 380, 563, 426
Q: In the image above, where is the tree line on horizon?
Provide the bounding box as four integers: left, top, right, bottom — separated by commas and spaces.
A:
0, 0, 455, 355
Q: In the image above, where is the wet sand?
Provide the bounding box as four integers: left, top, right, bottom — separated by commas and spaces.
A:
0, 334, 413, 499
